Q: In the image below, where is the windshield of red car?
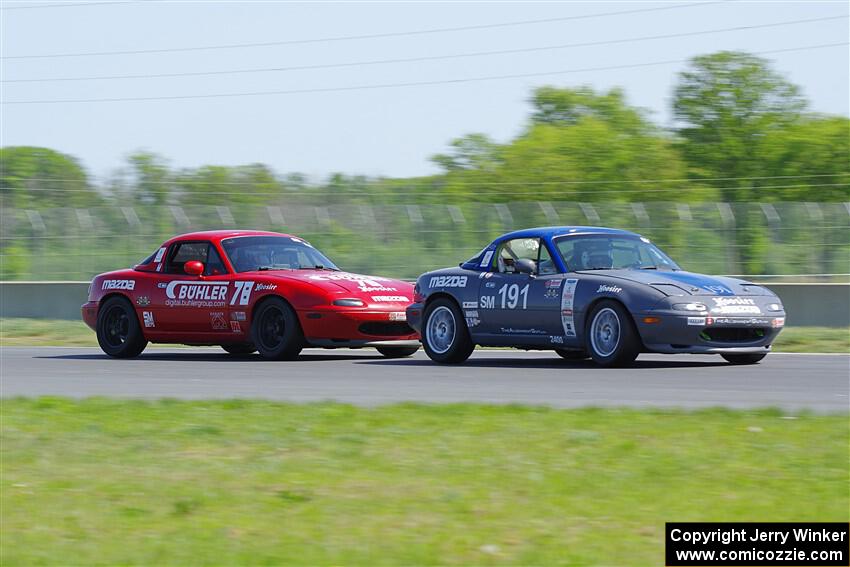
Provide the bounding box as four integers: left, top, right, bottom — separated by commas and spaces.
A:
221, 236, 339, 273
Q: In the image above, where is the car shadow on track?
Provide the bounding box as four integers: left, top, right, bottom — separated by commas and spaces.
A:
360, 356, 730, 369
36, 352, 385, 362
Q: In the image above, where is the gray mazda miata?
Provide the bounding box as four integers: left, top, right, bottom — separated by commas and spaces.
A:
406, 226, 786, 367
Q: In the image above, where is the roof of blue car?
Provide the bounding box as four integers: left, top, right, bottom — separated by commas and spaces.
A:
498, 226, 641, 240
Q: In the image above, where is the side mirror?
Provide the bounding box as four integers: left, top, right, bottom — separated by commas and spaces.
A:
515, 258, 536, 275
184, 260, 204, 276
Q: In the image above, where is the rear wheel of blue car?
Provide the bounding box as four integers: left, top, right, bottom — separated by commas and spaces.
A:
721, 353, 767, 365
422, 298, 474, 364
585, 300, 640, 367
252, 297, 304, 360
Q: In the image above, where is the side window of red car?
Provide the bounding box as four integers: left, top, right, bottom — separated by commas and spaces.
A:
165, 242, 228, 276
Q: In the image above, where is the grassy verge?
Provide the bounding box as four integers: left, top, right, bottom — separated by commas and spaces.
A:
2, 399, 847, 565
1, 317, 847, 353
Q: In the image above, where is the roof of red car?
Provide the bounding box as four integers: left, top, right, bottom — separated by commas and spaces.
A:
170, 230, 293, 242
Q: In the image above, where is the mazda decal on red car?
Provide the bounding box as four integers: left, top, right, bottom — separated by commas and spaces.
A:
82, 230, 419, 359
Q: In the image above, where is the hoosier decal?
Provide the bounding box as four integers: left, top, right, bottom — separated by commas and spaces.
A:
710, 296, 761, 315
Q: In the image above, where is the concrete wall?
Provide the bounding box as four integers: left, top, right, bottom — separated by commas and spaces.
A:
0, 281, 848, 327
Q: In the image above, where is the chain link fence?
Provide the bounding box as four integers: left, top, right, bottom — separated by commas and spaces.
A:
2, 201, 848, 281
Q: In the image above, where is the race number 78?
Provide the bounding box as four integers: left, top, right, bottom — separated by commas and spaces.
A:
497, 283, 529, 309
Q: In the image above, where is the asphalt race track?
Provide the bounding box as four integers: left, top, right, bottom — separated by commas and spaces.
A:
2, 347, 848, 412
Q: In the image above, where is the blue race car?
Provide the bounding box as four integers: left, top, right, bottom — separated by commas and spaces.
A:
406, 227, 786, 367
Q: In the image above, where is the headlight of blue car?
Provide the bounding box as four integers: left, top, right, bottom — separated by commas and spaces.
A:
672, 302, 708, 312
767, 303, 783, 312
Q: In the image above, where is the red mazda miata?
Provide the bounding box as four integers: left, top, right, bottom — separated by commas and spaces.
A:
82, 230, 419, 359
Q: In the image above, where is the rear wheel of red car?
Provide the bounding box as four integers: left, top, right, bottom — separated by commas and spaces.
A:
221, 343, 257, 355
376, 346, 419, 358
721, 353, 767, 365
96, 296, 147, 358
584, 300, 640, 367
421, 298, 474, 364
251, 297, 303, 360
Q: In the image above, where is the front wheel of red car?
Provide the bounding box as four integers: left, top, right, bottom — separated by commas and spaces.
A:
421, 298, 474, 364
376, 346, 419, 358
251, 297, 304, 360
96, 296, 147, 358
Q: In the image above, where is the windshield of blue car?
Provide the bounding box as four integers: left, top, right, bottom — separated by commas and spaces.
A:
221, 236, 339, 273
554, 234, 680, 271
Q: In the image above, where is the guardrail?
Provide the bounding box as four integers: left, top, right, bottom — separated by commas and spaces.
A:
1, 282, 847, 327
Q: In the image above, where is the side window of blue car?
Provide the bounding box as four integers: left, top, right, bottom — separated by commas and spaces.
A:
495, 238, 558, 275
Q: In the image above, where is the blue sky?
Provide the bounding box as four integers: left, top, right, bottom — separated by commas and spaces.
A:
2, 1, 848, 181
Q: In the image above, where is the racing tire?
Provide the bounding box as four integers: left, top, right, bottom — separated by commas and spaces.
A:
555, 348, 590, 360
96, 296, 148, 358
584, 300, 640, 367
721, 353, 767, 365
251, 297, 304, 360
221, 343, 257, 355
376, 346, 420, 358
421, 298, 474, 364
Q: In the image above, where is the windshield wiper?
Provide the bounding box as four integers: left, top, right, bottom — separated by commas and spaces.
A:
257, 266, 291, 271
297, 264, 338, 271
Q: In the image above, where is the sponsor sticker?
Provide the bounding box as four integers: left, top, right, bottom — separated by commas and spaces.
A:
231, 311, 247, 322
544, 279, 563, 299
309, 272, 396, 292
462, 301, 478, 309
102, 280, 135, 291
136, 296, 150, 306
388, 312, 406, 321
464, 310, 479, 319
153, 247, 166, 263
429, 275, 468, 288
479, 250, 494, 268
166, 280, 228, 308
210, 312, 228, 330
230, 320, 242, 333
142, 311, 155, 328
687, 317, 706, 326
550, 335, 564, 344
561, 278, 578, 337
255, 283, 277, 291
372, 295, 408, 303
597, 284, 622, 294
710, 296, 761, 315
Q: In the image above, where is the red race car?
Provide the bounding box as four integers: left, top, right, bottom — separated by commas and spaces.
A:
82, 230, 419, 359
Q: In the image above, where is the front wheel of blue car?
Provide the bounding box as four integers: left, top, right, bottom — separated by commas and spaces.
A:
422, 298, 474, 364
585, 300, 640, 367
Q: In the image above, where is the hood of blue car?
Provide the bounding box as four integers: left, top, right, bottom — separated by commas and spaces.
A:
576, 269, 769, 296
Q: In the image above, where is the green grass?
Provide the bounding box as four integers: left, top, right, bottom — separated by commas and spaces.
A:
1, 317, 847, 353
2, 399, 847, 565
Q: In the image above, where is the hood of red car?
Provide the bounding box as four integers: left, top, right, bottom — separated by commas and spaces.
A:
274, 270, 414, 304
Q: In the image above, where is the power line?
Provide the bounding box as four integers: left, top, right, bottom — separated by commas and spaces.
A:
6, 14, 845, 84
0, 1, 722, 59
1, 1, 130, 10
4, 42, 846, 105
11, 173, 849, 188
5, 182, 848, 197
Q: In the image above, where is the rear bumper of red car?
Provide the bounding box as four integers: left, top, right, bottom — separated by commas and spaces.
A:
81, 301, 98, 330
298, 307, 419, 347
